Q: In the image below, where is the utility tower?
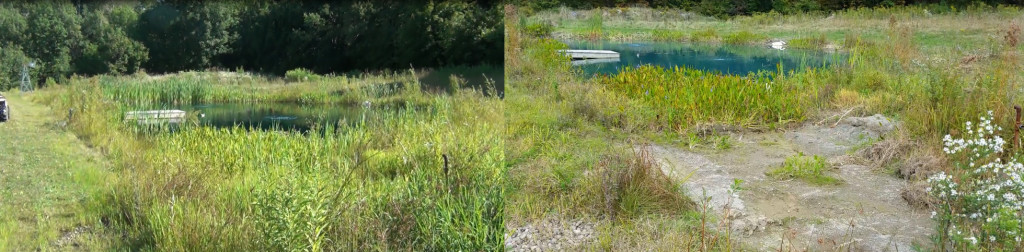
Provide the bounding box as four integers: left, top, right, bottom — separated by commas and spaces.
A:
20, 61, 34, 92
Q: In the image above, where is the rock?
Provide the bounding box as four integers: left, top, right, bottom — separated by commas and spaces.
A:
843, 114, 895, 136
505, 218, 597, 252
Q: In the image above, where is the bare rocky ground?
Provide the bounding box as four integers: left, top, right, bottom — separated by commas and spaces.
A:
647, 114, 934, 251
505, 217, 598, 251
504, 114, 934, 251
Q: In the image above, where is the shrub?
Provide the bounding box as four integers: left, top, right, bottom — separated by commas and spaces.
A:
928, 111, 1023, 250
523, 22, 554, 37
285, 68, 322, 82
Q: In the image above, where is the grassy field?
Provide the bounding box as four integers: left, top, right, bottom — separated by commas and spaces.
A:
508, 4, 1024, 250
0, 92, 115, 250
32, 68, 505, 251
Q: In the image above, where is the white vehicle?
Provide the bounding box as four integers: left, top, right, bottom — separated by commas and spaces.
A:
0, 94, 8, 122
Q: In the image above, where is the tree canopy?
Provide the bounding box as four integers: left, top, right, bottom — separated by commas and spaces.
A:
0, 1, 502, 90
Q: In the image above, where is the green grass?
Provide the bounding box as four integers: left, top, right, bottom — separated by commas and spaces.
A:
722, 30, 766, 45
690, 28, 719, 42
0, 92, 115, 251
766, 153, 843, 186
788, 34, 828, 49
42, 68, 505, 250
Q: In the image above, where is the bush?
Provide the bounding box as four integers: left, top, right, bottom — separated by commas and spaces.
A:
928, 111, 1024, 250
285, 68, 322, 82
524, 22, 554, 37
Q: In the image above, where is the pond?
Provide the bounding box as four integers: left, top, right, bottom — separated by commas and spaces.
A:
125, 67, 501, 132
417, 65, 504, 98
134, 103, 368, 132
563, 40, 844, 77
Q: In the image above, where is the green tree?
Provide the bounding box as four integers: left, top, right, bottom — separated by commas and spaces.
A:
0, 43, 30, 91
23, 1, 83, 85
138, 2, 239, 72
77, 5, 148, 75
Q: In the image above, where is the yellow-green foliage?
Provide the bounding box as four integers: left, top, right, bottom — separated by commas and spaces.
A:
600, 65, 808, 128
722, 30, 766, 45
788, 35, 828, 49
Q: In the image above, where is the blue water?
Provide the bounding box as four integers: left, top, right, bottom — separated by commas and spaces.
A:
564, 40, 844, 77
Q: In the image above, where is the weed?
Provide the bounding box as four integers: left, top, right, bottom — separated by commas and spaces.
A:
767, 152, 842, 186
284, 68, 322, 82
788, 34, 828, 49
524, 22, 554, 38
929, 111, 1024, 250
601, 65, 806, 129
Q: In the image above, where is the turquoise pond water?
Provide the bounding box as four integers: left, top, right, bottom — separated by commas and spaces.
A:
564, 40, 845, 77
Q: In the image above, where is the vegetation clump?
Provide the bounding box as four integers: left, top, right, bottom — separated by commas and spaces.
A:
600, 65, 807, 129
788, 35, 828, 49
767, 152, 842, 186
284, 68, 322, 83
928, 111, 1024, 250
722, 30, 766, 45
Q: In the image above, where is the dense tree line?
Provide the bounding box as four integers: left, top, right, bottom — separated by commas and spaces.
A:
516, 0, 1022, 17
0, 1, 502, 90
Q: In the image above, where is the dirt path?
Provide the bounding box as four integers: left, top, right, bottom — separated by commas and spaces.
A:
646, 115, 934, 251
0, 92, 112, 250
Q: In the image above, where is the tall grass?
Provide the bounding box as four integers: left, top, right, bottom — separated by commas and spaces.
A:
600, 65, 809, 130
97, 70, 433, 108
48, 71, 505, 250
766, 152, 842, 185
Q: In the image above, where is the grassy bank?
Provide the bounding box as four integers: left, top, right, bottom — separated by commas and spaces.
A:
509, 4, 1023, 250
525, 5, 1022, 52
40, 68, 505, 250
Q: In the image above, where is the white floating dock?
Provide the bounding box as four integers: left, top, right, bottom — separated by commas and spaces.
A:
571, 58, 620, 66
559, 49, 620, 60
125, 110, 186, 125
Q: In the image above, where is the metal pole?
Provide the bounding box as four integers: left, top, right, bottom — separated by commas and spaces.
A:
1015, 105, 1022, 150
